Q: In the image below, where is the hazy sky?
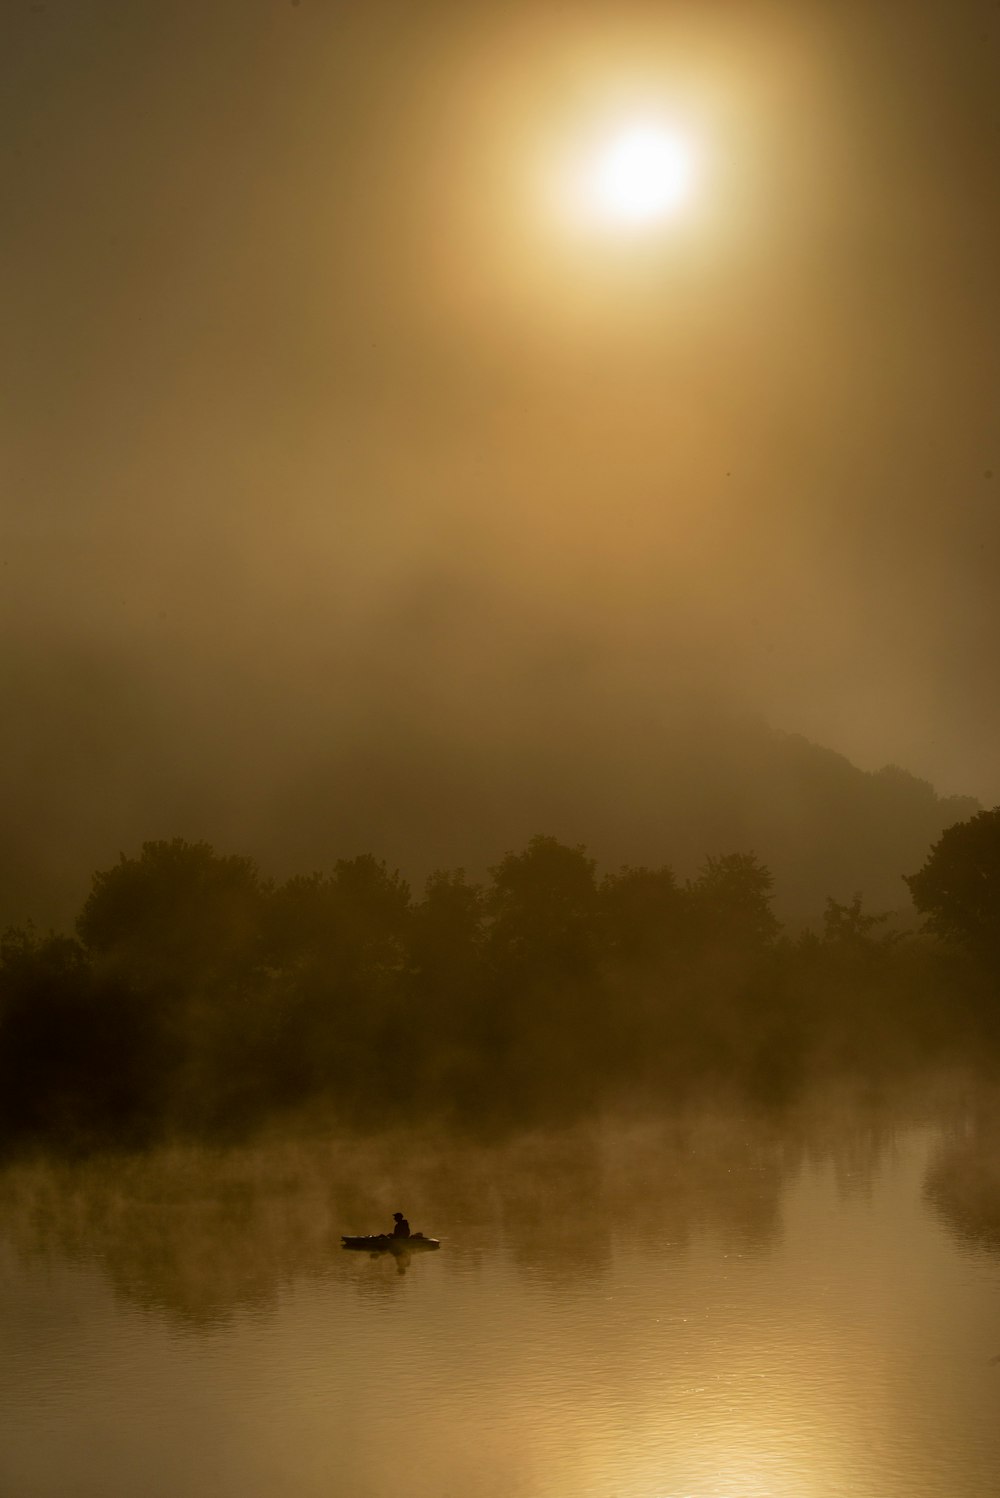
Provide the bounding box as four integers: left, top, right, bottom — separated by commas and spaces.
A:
3, 0, 999, 901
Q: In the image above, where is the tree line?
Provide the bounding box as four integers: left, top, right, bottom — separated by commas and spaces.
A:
2, 813, 999, 1152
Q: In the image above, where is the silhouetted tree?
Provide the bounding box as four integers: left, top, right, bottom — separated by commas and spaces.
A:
378, 869, 485, 1107
478, 837, 605, 1113
599, 864, 688, 969
260, 857, 412, 1112
688, 852, 780, 953
822, 893, 893, 953
75, 841, 277, 1133
0, 926, 157, 1146
11, 812, 1000, 1156
265, 856, 410, 986
78, 839, 267, 995
487, 836, 599, 981
408, 869, 484, 996
906, 808, 1000, 966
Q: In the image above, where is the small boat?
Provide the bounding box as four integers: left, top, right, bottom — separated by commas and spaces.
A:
341, 1232, 440, 1254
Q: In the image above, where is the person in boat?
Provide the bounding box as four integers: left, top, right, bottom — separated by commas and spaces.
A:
391, 1211, 411, 1238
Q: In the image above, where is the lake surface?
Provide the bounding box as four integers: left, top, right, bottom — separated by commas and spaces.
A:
2, 1084, 1000, 1498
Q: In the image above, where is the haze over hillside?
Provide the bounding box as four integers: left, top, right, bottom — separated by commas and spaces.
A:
2, 633, 978, 929
4, 1, 996, 933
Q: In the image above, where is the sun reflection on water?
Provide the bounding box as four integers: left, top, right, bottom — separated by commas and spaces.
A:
2, 1109, 1000, 1497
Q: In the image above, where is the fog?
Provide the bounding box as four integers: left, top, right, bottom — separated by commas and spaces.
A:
6, 1078, 1000, 1498
0, 1083, 936, 1328
3, 1, 999, 929
7, 21, 1000, 1498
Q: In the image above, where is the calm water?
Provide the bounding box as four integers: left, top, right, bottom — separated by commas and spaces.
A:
2, 1089, 1000, 1498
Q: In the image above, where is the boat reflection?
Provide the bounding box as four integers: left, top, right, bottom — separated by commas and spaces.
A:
0, 1091, 917, 1327
342, 1231, 442, 1275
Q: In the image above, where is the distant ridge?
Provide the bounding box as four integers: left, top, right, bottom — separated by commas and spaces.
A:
0, 652, 981, 930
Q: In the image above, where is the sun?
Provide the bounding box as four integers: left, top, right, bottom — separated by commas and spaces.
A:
589, 123, 695, 226
537, 109, 702, 244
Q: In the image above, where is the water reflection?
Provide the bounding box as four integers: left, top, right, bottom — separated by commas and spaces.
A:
0, 1086, 926, 1329
2, 1082, 998, 1498
0, 1142, 348, 1327
925, 1095, 1000, 1256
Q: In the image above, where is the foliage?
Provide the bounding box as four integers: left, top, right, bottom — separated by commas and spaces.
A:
599, 865, 687, 968
688, 852, 781, 953
905, 808, 1000, 965
77, 839, 267, 994
487, 835, 599, 981
264, 856, 411, 984
821, 893, 893, 951
1, 815, 996, 1154
0, 925, 160, 1145
408, 870, 484, 995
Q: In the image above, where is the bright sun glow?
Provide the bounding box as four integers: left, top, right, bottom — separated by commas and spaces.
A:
578, 122, 696, 229
592, 125, 694, 224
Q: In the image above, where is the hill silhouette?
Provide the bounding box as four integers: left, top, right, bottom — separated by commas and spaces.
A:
0, 644, 977, 929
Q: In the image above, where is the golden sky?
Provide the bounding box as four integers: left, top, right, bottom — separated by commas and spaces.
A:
2, 0, 998, 909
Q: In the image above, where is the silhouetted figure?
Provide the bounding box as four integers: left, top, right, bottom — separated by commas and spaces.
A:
392, 1211, 410, 1238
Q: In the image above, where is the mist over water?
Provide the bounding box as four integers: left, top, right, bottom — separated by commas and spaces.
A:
5, 4, 1000, 1493
2, 1081, 1000, 1498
